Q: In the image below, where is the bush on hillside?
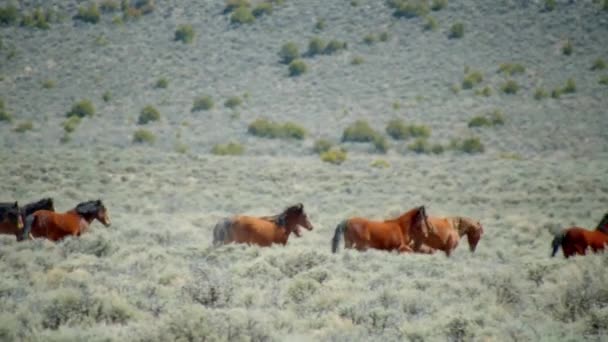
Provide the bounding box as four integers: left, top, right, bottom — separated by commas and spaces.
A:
501, 80, 519, 94
431, 0, 448, 11
102, 91, 112, 102
100, 0, 120, 13
313, 139, 334, 154
224, 0, 251, 14
599, 75, 608, 85
534, 88, 548, 100
288, 59, 308, 76
138, 105, 161, 124
74, 4, 101, 24
448, 22, 464, 39
67, 100, 95, 118
468, 110, 504, 128
252, 3, 273, 17
475, 86, 492, 97
231, 7, 255, 24
408, 138, 431, 154
175, 24, 195, 43
211, 142, 245, 156
14, 121, 33, 133
498, 63, 526, 76
562, 40, 573, 56
0, 99, 12, 122
224, 96, 243, 109
0, 5, 18, 26
192, 95, 214, 112
279, 42, 300, 64
307, 37, 326, 56
462, 71, 483, 89
363, 34, 377, 45
248, 119, 307, 139
63, 116, 81, 133
424, 16, 438, 31
343, 120, 378, 142
543, 0, 556, 12
563, 78, 576, 94
386, 119, 431, 140
20, 8, 50, 29
591, 58, 606, 71
351, 56, 365, 65
323, 40, 347, 54
155, 78, 169, 88
453, 137, 485, 154
389, 0, 430, 18
321, 148, 347, 165
133, 129, 156, 143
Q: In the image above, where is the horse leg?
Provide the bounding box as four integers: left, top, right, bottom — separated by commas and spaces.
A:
398, 244, 414, 253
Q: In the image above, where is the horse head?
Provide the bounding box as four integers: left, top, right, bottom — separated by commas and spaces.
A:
461, 217, 483, 252
412, 205, 433, 238
282, 203, 313, 237
0, 202, 23, 230
596, 213, 608, 234
76, 200, 111, 227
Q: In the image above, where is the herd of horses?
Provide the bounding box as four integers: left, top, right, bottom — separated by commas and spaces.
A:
1, 198, 607, 258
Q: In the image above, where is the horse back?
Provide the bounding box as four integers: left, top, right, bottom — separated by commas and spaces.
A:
562, 227, 608, 256
347, 217, 403, 250
31, 210, 83, 240
231, 215, 287, 246
423, 217, 458, 249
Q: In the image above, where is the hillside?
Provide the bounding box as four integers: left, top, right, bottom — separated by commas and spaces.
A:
1, 0, 608, 341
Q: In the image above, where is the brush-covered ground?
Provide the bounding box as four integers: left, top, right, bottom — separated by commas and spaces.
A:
1, 0, 608, 341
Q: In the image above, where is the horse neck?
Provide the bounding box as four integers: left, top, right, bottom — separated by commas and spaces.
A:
394, 210, 419, 233
68, 209, 95, 224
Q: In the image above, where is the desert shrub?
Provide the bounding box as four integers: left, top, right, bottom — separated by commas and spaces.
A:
0, 5, 18, 26
424, 16, 438, 31
0, 99, 12, 122
343, 120, 378, 142
562, 40, 573, 55
408, 138, 431, 154
544, 0, 556, 12
279, 42, 299, 64
445, 317, 474, 342
289, 59, 308, 76
389, 0, 430, 18
534, 88, 548, 100
563, 78, 576, 93
63, 116, 81, 133
252, 2, 273, 17
315, 18, 325, 30
431, 0, 448, 11
321, 148, 347, 165
122, 0, 155, 17
386, 119, 431, 140
211, 142, 245, 156
448, 22, 464, 39
231, 6, 255, 24
42, 79, 56, 89
324, 40, 347, 54
133, 129, 156, 143
224, 96, 242, 109
100, 0, 120, 12
20, 8, 50, 29
599, 75, 608, 85
591, 58, 606, 71
498, 62, 526, 76
604, 0, 608, 11
138, 105, 160, 124
14, 121, 33, 133
67, 99, 95, 118
451, 84, 461, 94
468, 116, 491, 128
454, 137, 485, 154
431, 143, 444, 154
313, 139, 334, 154
248, 118, 307, 139
490, 110, 505, 125
373, 134, 389, 153
192, 95, 214, 111
475, 86, 492, 97
363, 34, 377, 45
174, 24, 195, 43
224, 0, 251, 13
102, 91, 112, 102
75, 4, 101, 24
371, 159, 390, 168
462, 71, 483, 89
501, 80, 519, 94
287, 278, 318, 304
155, 77, 169, 88
551, 88, 562, 98
307, 37, 326, 56
379, 31, 390, 42
351, 56, 365, 65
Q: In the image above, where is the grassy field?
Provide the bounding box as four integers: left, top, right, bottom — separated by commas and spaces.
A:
1, 0, 608, 341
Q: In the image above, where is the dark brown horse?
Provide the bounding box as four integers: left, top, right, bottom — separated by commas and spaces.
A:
331, 206, 432, 253
0, 202, 23, 238
213, 203, 314, 247
25, 200, 111, 241
551, 213, 608, 258
17, 198, 55, 241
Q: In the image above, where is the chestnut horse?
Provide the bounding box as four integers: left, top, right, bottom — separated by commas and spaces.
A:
213, 203, 313, 247
0, 202, 23, 238
17, 197, 55, 241
416, 216, 484, 256
551, 213, 608, 258
331, 206, 432, 253
25, 200, 111, 241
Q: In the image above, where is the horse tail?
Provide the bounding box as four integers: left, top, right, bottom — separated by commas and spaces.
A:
19, 214, 36, 242
212, 218, 232, 246
551, 231, 566, 257
332, 220, 348, 253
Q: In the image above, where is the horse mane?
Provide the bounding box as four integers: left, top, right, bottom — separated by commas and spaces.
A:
0, 202, 19, 216
458, 217, 481, 234
261, 203, 303, 227
22, 198, 53, 216
596, 213, 608, 233
75, 200, 104, 216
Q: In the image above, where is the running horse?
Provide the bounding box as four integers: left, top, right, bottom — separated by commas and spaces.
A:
415, 216, 484, 256
0, 202, 24, 238
25, 200, 111, 241
331, 206, 432, 253
213, 203, 314, 246
17, 198, 55, 241
551, 213, 608, 258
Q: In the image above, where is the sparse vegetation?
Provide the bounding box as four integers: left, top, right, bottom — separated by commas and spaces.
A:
102, 91, 112, 102
133, 129, 156, 143
211, 142, 245, 156
468, 110, 504, 128
14, 120, 33, 133
408, 138, 431, 154
372, 134, 389, 153
544, 0, 556, 12
462, 71, 483, 89
74, 4, 101, 24
63, 116, 81, 133
289, 59, 308, 77
315, 18, 325, 31
0, 99, 12, 122
252, 3, 273, 17
224, 96, 243, 109
313, 139, 334, 154
599, 75, 608, 85
386, 119, 431, 140
192, 95, 214, 112
67, 100, 95, 118
431, 0, 448, 11
248, 118, 307, 139
20, 8, 51, 29
320, 148, 347, 165
562, 40, 573, 56
563, 78, 576, 94
501, 80, 519, 94
389, 0, 430, 18
534, 88, 548, 100
343, 120, 379, 142
155, 78, 169, 89
138, 105, 161, 124
453, 137, 485, 154
424, 16, 438, 31
307, 37, 326, 56
591, 58, 606, 71
498, 62, 526, 76
41, 79, 56, 89
351, 56, 365, 65
100, 0, 120, 13
324, 40, 347, 54
231, 6, 255, 24
379, 31, 390, 42
371, 159, 390, 168
448, 22, 464, 39
224, 0, 251, 14
279, 42, 300, 64
551, 88, 562, 99
475, 86, 492, 97
0, 5, 18, 26
175, 24, 195, 44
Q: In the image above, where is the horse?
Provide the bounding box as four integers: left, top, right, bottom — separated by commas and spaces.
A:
25, 199, 111, 241
551, 213, 608, 258
17, 197, 55, 241
212, 203, 313, 247
415, 216, 484, 256
0, 202, 23, 238
331, 206, 432, 254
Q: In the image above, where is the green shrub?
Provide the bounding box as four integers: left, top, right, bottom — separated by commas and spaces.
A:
468, 116, 491, 128
63, 116, 81, 133
0, 5, 18, 26
100, 0, 120, 12
431, 144, 444, 154
604, 0, 608, 11
431, 0, 448, 11
102, 91, 112, 102
211, 142, 245, 156
562, 40, 573, 56
379, 31, 390, 42
42, 79, 56, 89
279, 42, 300, 64
351, 56, 365, 65
155, 78, 169, 89
390, 0, 430, 18
386, 119, 430, 140
315, 18, 325, 30
14, 121, 33, 133
563, 78, 576, 93
323, 40, 347, 54
0, 99, 12, 122
544, 0, 556, 11
373, 134, 389, 153
424, 16, 438, 31
224, 96, 243, 109
408, 138, 431, 154
490, 110, 505, 125
534, 88, 548, 100
122, 0, 155, 16
551, 88, 562, 98
307, 37, 326, 56
501, 80, 519, 94
67, 100, 95, 118
224, 0, 251, 13
343, 120, 378, 142
313, 139, 333, 154
252, 3, 273, 17
363, 34, 377, 45
138, 105, 161, 124
456, 137, 485, 154
21, 8, 50, 29
75, 4, 101, 24
475, 86, 492, 97
231, 6, 255, 24
175, 24, 195, 43
289, 59, 308, 77
133, 129, 156, 144
599, 75, 608, 85
371, 159, 390, 168
192, 95, 214, 111
448, 22, 464, 39
498, 62, 526, 76
462, 71, 483, 89
591, 58, 606, 71
248, 118, 307, 139
321, 148, 347, 165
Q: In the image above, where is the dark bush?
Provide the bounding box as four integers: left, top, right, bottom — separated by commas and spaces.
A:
448, 22, 464, 39
192, 95, 214, 111
211, 142, 245, 156
138, 105, 161, 124
175, 24, 195, 43
0, 5, 18, 26
307, 37, 326, 56
321, 148, 347, 165
133, 129, 156, 143
289, 59, 308, 77
155, 78, 169, 88
501, 80, 519, 94
224, 96, 243, 109
323, 40, 347, 54
279, 42, 300, 64
74, 4, 101, 24
343, 120, 378, 142
248, 118, 307, 139
231, 6, 255, 24
252, 3, 273, 17
313, 139, 334, 154
67, 100, 95, 118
